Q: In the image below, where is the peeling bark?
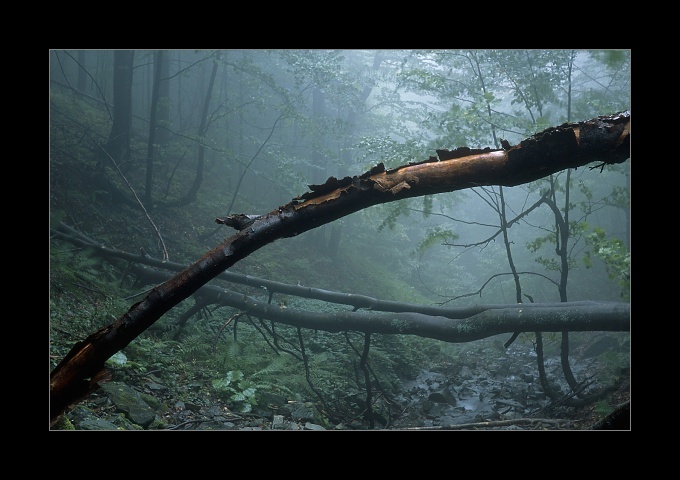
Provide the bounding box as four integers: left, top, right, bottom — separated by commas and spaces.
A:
50, 111, 630, 424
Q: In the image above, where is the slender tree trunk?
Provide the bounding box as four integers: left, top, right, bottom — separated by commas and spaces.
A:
144, 50, 163, 208
77, 50, 87, 93
156, 52, 171, 150
165, 53, 219, 207
105, 51, 134, 164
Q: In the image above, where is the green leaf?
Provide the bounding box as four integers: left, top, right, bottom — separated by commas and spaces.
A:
415, 227, 458, 259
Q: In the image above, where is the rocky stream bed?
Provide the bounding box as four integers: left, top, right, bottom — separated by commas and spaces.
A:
52, 333, 630, 431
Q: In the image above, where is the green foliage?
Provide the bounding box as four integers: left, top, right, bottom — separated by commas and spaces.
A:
307, 350, 359, 399
377, 201, 409, 232
596, 347, 630, 384
583, 227, 630, 300
50, 242, 134, 360
217, 337, 242, 367
526, 232, 556, 254
177, 334, 214, 363
51, 243, 105, 285
414, 227, 458, 260
212, 353, 295, 413
577, 179, 594, 201
356, 136, 426, 170
608, 185, 630, 209
212, 370, 258, 413
526, 218, 592, 273
361, 198, 424, 237
587, 50, 630, 70
397, 64, 450, 92
593, 400, 613, 416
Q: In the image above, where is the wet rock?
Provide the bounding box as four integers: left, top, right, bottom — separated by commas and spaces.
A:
195, 420, 234, 430
428, 387, 457, 406
144, 380, 167, 392
272, 414, 285, 429
100, 382, 157, 428
203, 405, 226, 418
304, 422, 326, 430
78, 417, 122, 430
67, 404, 140, 430
438, 416, 459, 427
285, 401, 325, 426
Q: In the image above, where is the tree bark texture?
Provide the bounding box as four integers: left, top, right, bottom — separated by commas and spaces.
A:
50, 111, 630, 424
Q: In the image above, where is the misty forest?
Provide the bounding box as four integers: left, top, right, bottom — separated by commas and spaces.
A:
49, 49, 631, 431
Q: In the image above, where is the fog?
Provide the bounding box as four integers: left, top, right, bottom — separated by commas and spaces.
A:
50, 49, 630, 430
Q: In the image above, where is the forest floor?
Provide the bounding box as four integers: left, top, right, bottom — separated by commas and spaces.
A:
53, 327, 630, 431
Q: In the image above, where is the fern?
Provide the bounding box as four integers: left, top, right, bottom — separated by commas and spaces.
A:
177, 335, 208, 362
251, 354, 289, 379
217, 338, 242, 368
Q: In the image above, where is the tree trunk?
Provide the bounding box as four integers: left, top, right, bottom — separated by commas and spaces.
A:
174, 54, 218, 206
156, 52, 171, 147
144, 50, 163, 208
50, 111, 630, 424
105, 51, 134, 164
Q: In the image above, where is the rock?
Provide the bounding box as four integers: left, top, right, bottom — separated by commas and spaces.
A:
78, 417, 122, 430
66, 405, 139, 430
304, 422, 326, 430
287, 402, 321, 424
100, 382, 157, 428
428, 387, 457, 406
272, 415, 286, 429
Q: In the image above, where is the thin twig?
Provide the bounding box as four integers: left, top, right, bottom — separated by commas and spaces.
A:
94, 142, 169, 262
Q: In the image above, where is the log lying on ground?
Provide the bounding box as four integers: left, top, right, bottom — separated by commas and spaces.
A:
48, 239, 630, 337
163, 283, 631, 341
52, 225, 629, 321
50, 111, 630, 424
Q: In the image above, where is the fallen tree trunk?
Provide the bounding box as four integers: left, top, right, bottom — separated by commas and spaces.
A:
52, 224, 626, 321
49, 233, 631, 335
50, 111, 631, 424
162, 285, 630, 340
